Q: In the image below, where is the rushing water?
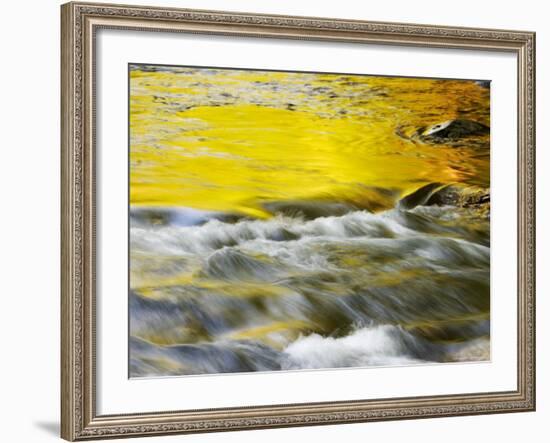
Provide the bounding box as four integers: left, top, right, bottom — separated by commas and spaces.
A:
129, 65, 490, 377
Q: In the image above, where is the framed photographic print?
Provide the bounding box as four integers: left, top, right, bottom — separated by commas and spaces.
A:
61, 1, 536, 440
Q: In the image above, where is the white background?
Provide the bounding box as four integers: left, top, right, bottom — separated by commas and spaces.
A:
0, 0, 547, 442
97, 28, 517, 414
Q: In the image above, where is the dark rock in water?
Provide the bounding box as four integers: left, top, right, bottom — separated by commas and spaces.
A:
425, 186, 462, 206
475, 80, 491, 89
426, 185, 490, 209
398, 183, 444, 210
399, 183, 490, 215
130, 207, 250, 227
418, 119, 489, 141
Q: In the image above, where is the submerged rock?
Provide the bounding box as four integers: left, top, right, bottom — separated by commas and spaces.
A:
399, 182, 489, 215
130, 207, 250, 227
426, 185, 490, 209
418, 119, 489, 141
262, 200, 357, 220
398, 183, 444, 210
262, 187, 399, 220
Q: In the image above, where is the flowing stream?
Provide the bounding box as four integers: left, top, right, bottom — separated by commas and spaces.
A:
129, 65, 490, 377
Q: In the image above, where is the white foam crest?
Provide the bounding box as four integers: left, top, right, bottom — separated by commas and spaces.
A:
130, 209, 417, 257
282, 325, 425, 370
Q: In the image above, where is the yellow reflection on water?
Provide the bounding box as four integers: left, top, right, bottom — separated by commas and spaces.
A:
130, 67, 489, 217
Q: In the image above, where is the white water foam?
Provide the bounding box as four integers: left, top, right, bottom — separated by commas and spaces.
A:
131, 207, 484, 255
282, 325, 425, 370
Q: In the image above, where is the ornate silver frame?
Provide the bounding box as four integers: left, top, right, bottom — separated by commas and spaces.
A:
61, 2, 536, 440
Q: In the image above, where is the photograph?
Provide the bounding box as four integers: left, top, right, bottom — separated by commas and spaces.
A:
128, 64, 491, 377
57, 2, 536, 440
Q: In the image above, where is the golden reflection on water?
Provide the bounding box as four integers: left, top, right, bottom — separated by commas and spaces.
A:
130, 66, 489, 217
129, 66, 491, 375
